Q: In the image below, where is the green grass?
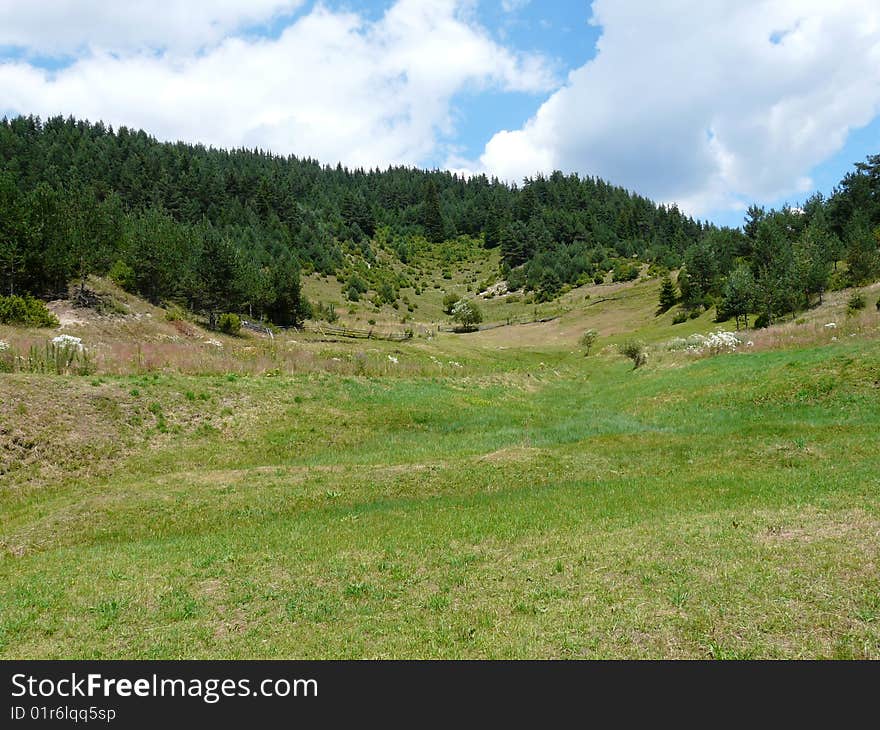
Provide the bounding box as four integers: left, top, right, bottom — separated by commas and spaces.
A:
2, 335, 879, 659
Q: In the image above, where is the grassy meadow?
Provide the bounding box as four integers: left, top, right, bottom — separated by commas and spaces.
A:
1, 274, 880, 659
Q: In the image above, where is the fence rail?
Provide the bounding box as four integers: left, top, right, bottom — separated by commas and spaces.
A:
438, 314, 559, 333
244, 313, 559, 340
243, 319, 415, 341
301, 323, 414, 341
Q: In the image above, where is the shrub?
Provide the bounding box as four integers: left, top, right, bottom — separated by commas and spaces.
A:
847, 292, 866, 313
579, 329, 599, 356
754, 312, 770, 328
345, 274, 368, 302
612, 262, 639, 283
108, 259, 136, 291
164, 303, 187, 322
618, 340, 647, 369
0, 294, 59, 328
442, 292, 461, 315
313, 301, 339, 323
672, 310, 688, 325
876, 296, 880, 311
217, 313, 241, 335
593, 272, 605, 285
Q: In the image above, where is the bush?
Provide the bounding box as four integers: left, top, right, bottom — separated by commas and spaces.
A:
847, 292, 866, 313
672, 310, 688, 325
164, 303, 187, 322
217, 313, 241, 335
618, 340, 647, 369
579, 329, 599, 356
313, 301, 339, 323
108, 259, 136, 292
0, 294, 59, 328
754, 312, 770, 328
442, 292, 461, 315
612, 262, 639, 283
345, 274, 368, 302
876, 296, 880, 312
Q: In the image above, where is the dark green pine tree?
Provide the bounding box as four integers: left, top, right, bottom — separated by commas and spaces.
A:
743, 204, 765, 240
422, 181, 445, 243
483, 204, 503, 249
845, 211, 880, 285
514, 184, 538, 223
657, 276, 678, 313
197, 229, 239, 325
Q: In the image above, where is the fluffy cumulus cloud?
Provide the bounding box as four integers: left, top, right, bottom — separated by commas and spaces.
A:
0, 0, 554, 168
477, 0, 880, 215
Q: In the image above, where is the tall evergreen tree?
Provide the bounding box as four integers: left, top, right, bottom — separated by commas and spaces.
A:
657, 276, 678, 313
422, 181, 445, 243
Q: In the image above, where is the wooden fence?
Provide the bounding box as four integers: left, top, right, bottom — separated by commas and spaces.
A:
243, 319, 414, 342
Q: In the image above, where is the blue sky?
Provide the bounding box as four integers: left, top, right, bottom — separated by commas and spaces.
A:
1, 0, 878, 229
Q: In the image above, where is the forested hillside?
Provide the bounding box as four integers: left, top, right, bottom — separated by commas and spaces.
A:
673, 155, 880, 327
1, 115, 878, 329
0, 115, 703, 317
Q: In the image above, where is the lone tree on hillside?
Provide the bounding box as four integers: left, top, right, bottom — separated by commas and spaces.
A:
579, 329, 598, 356
451, 299, 483, 332
657, 276, 678, 314
619, 340, 647, 369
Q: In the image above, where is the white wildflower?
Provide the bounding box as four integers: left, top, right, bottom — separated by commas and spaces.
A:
204, 338, 223, 348
52, 334, 84, 351
666, 330, 740, 356
0, 340, 8, 351
824, 322, 837, 329
387, 355, 398, 364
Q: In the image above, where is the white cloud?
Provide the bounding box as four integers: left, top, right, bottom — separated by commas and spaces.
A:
0, 0, 306, 55
476, 0, 880, 215
0, 0, 555, 169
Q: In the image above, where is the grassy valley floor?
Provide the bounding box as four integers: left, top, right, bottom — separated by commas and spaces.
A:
2, 333, 879, 658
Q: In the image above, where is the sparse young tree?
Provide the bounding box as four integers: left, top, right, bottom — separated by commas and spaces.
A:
720, 264, 755, 330
579, 329, 598, 356
619, 340, 647, 369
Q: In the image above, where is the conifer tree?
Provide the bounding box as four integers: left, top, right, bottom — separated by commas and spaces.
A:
422, 181, 445, 243
657, 276, 678, 313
